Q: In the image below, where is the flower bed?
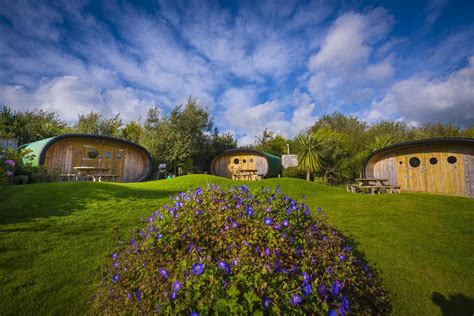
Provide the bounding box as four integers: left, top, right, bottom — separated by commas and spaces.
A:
95, 185, 390, 315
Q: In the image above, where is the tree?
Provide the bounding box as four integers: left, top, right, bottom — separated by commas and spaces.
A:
416, 122, 462, 139
255, 128, 287, 156
74, 112, 123, 137
0, 106, 67, 144
296, 133, 321, 181
121, 121, 144, 143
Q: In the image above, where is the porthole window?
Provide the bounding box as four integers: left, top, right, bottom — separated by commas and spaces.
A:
409, 157, 421, 168
447, 156, 457, 164
399, 161, 403, 165
429, 157, 438, 165
243, 159, 247, 163
104, 151, 112, 158
87, 147, 99, 159
233, 158, 239, 164
117, 153, 123, 160
250, 159, 254, 163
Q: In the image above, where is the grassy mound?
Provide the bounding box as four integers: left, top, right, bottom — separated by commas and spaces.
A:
95, 185, 389, 314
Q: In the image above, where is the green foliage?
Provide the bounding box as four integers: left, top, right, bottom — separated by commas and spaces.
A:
95, 185, 390, 314
121, 120, 144, 143
74, 112, 123, 136
255, 128, 288, 156
282, 166, 305, 179
0, 106, 67, 144
0, 148, 60, 185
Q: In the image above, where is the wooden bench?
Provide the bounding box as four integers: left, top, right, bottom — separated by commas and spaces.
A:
92, 174, 119, 182
60, 174, 77, 181
347, 184, 401, 194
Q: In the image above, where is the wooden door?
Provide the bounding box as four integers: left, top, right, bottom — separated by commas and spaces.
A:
395, 153, 427, 192
101, 145, 115, 174
439, 152, 465, 195
81, 143, 100, 167
115, 147, 125, 181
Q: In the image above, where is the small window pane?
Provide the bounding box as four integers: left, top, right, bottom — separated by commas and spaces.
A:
87, 148, 99, 159
104, 151, 112, 158
117, 153, 123, 160
429, 157, 438, 165
447, 156, 457, 164
250, 159, 254, 163
233, 158, 239, 164
243, 159, 247, 163
409, 157, 421, 168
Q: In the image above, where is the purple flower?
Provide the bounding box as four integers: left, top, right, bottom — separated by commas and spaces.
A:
317, 207, 322, 212
264, 247, 270, 256
159, 268, 168, 279
232, 258, 238, 266
328, 309, 337, 316
113, 261, 119, 268
172, 280, 182, 292
218, 261, 231, 275
192, 263, 205, 275
190, 312, 198, 316
339, 254, 346, 261
135, 289, 141, 302
264, 217, 273, 225
112, 275, 119, 283
332, 281, 340, 296
302, 272, 310, 284
243, 240, 249, 246
170, 291, 177, 300
302, 283, 312, 296
126, 292, 132, 299
343, 245, 350, 252
112, 253, 118, 260
342, 296, 349, 311
6, 170, 13, 177
262, 297, 271, 309
156, 233, 163, 239
326, 267, 332, 274
282, 220, 289, 227
290, 294, 302, 305
275, 186, 281, 194
246, 205, 253, 216
296, 247, 302, 256
318, 285, 326, 296
232, 221, 238, 228
4, 159, 15, 167
272, 224, 281, 230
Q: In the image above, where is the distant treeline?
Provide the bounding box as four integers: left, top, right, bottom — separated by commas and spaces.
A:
1, 99, 472, 183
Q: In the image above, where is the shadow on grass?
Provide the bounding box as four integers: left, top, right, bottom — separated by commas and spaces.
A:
0, 182, 183, 225
432, 292, 474, 316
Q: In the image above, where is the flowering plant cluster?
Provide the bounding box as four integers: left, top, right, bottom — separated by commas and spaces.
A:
95, 185, 390, 315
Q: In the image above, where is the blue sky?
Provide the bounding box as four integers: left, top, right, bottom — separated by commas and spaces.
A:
0, 0, 473, 144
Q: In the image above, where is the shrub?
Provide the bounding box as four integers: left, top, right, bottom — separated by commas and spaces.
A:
95, 185, 390, 315
283, 166, 306, 179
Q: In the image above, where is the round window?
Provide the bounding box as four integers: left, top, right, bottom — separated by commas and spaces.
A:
447, 156, 457, 164
87, 148, 99, 159
250, 159, 254, 163
104, 151, 112, 158
409, 157, 421, 168
117, 153, 123, 160
243, 159, 247, 163
429, 157, 438, 165
399, 161, 403, 165
233, 158, 239, 164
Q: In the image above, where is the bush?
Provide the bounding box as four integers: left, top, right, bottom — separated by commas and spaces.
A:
0, 148, 60, 185
95, 185, 390, 315
283, 166, 306, 179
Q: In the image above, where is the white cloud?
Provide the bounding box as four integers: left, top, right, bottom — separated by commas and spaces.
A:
365, 60, 395, 80
368, 56, 474, 125
0, 76, 160, 122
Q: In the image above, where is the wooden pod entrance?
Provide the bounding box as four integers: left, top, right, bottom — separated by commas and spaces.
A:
19, 134, 152, 182
210, 149, 281, 180
362, 138, 474, 197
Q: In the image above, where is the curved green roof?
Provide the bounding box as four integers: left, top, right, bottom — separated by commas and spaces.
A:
18, 137, 56, 166
262, 151, 282, 178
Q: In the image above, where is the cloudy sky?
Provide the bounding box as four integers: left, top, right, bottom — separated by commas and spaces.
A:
1, 0, 473, 144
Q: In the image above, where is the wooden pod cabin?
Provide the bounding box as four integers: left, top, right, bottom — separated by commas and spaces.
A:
19, 134, 152, 182
362, 138, 474, 197
210, 149, 281, 179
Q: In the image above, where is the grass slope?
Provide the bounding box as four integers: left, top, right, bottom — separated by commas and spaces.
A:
0, 175, 473, 315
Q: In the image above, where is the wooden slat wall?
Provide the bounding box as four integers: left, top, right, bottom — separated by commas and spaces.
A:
43, 137, 149, 182
372, 144, 470, 196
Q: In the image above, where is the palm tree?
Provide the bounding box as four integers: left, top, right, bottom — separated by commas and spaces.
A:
297, 134, 321, 181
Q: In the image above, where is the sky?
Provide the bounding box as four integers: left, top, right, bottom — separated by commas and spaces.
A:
0, 0, 473, 145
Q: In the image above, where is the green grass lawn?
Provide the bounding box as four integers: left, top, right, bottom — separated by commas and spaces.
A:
1, 175, 473, 315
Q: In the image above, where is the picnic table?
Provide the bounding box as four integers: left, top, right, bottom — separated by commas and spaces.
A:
232, 169, 261, 181
347, 178, 401, 194
72, 166, 118, 182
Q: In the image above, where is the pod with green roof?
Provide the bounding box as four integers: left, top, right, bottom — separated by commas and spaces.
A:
210, 149, 281, 179
18, 134, 152, 182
